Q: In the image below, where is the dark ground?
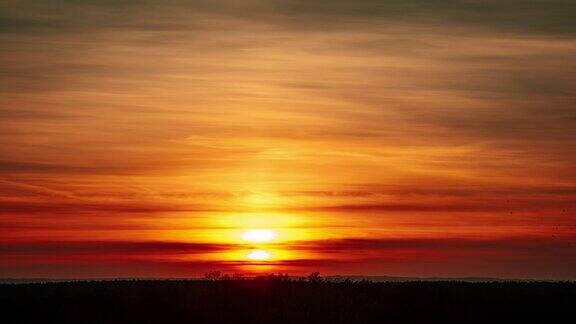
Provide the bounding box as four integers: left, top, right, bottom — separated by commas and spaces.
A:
1, 279, 575, 323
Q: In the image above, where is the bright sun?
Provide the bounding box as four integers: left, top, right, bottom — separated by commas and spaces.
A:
247, 249, 271, 260
242, 229, 276, 243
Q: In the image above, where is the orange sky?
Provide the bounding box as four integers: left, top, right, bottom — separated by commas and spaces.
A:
1, 0, 576, 279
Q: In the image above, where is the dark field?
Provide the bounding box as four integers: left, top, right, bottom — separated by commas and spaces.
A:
1, 279, 575, 324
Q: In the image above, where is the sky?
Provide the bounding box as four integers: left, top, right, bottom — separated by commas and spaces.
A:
1, 0, 575, 279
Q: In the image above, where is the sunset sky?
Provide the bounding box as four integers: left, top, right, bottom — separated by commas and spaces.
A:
1, 0, 575, 279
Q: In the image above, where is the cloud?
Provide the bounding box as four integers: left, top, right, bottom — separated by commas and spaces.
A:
5, 1, 574, 35
0, 200, 219, 215
274, 0, 576, 35
288, 237, 576, 253
0, 240, 231, 256
3, 237, 575, 279
295, 202, 508, 213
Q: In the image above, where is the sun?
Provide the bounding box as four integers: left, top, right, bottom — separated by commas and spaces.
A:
242, 229, 276, 243
247, 249, 271, 261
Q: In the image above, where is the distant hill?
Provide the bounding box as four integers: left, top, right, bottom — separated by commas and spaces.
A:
324, 275, 543, 282
0, 275, 552, 284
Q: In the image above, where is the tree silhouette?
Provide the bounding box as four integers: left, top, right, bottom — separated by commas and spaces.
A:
203, 271, 221, 281
307, 272, 322, 282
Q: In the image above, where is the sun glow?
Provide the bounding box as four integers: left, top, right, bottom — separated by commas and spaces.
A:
247, 249, 271, 261
242, 229, 276, 243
